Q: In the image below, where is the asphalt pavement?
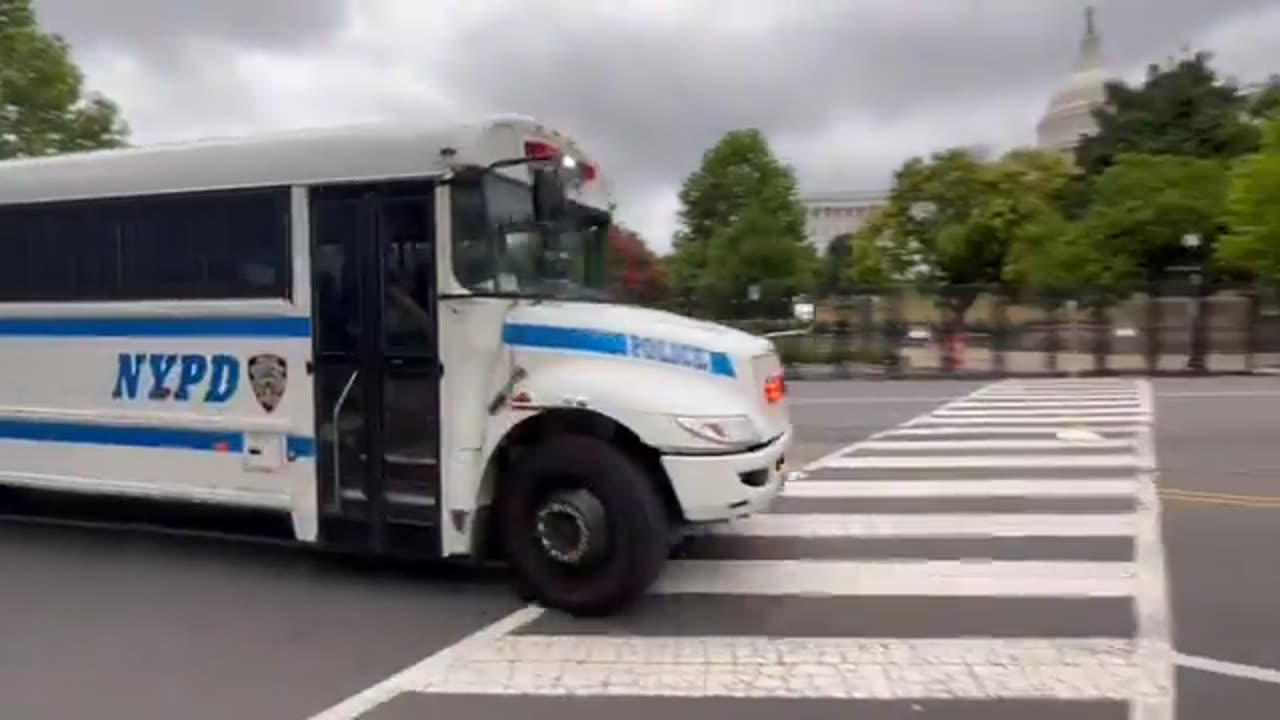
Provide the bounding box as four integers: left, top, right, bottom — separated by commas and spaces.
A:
2, 377, 1278, 719
1150, 377, 1280, 718
0, 523, 523, 720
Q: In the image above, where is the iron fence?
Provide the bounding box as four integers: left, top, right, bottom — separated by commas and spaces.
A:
663, 283, 1280, 379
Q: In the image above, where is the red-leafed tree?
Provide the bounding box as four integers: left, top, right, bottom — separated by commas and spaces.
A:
607, 224, 669, 305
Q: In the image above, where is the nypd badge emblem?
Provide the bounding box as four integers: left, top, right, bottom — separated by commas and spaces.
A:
247, 353, 288, 413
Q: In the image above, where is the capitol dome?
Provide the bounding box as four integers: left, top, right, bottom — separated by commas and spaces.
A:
1036, 6, 1111, 154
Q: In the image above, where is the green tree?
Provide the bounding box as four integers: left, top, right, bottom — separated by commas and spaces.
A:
818, 233, 853, 295
1247, 75, 1280, 122
1217, 118, 1280, 284
1075, 52, 1259, 177
669, 128, 815, 316
1004, 216, 1130, 300
999, 149, 1122, 298
867, 147, 1074, 319
1077, 153, 1229, 284
999, 147, 1077, 203
846, 207, 894, 286
0, 0, 128, 159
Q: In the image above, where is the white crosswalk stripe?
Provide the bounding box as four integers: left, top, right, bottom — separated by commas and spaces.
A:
708, 511, 1138, 537
908, 413, 1149, 425
947, 407, 1142, 416
317, 378, 1172, 719
851, 438, 1136, 451
654, 559, 1138, 597
818, 453, 1141, 469
879, 425, 1144, 436
781, 478, 1139, 498
946, 399, 1143, 407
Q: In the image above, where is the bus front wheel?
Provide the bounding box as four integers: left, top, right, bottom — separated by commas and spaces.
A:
497, 433, 670, 617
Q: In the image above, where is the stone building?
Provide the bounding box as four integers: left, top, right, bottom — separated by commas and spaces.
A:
1035, 6, 1111, 154
799, 190, 887, 257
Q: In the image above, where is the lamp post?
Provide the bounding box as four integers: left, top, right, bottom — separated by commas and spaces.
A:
1181, 233, 1207, 373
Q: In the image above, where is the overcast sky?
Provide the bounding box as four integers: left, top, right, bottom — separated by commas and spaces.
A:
31, 0, 1280, 252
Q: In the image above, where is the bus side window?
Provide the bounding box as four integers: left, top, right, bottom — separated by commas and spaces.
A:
380, 194, 435, 357
313, 249, 346, 349
311, 198, 361, 356
449, 180, 496, 290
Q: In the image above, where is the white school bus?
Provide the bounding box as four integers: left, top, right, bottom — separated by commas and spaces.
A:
0, 115, 792, 615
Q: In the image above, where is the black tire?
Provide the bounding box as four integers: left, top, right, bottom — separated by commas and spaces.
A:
669, 532, 694, 558
496, 433, 671, 617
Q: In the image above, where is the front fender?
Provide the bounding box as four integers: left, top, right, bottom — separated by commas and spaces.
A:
505, 356, 755, 451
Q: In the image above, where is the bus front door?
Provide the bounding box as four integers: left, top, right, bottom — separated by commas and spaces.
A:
311, 182, 443, 554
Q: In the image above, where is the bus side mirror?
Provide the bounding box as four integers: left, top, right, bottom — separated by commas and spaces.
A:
532, 168, 568, 222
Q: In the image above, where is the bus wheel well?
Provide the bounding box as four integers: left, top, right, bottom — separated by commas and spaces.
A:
473, 409, 681, 560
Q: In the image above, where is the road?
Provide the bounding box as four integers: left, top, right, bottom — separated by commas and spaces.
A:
1148, 377, 1280, 718
2, 377, 1278, 719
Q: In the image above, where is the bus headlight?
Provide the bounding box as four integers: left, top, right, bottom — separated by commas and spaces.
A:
673, 415, 761, 448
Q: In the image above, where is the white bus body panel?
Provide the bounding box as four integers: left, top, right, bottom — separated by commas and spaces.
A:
499, 302, 792, 522
0, 113, 612, 212
0, 304, 321, 540
435, 296, 793, 555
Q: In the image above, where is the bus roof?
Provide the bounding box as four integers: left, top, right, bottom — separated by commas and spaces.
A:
0, 114, 605, 206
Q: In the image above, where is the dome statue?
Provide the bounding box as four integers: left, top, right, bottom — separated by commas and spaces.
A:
1036, 6, 1111, 154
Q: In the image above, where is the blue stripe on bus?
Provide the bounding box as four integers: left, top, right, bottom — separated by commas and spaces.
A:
501, 322, 736, 378
0, 316, 312, 338
708, 353, 736, 378
502, 323, 629, 356
286, 435, 317, 459
0, 419, 316, 459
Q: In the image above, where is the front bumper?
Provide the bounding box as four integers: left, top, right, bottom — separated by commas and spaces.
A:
659, 428, 793, 523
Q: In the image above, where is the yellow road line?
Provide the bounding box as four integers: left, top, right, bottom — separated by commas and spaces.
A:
1158, 487, 1280, 509
1160, 487, 1280, 502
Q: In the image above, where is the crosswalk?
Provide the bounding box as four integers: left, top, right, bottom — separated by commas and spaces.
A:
320, 378, 1174, 720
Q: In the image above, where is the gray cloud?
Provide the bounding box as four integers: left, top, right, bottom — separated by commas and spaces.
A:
30, 0, 1280, 248
32, 0, 348, 57
426, 0, 1278, 242
30, 0, 356, 145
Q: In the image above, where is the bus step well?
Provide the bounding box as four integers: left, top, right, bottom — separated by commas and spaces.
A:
330, 449, 441, 527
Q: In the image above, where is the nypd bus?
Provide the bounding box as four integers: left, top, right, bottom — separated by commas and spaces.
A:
0, 115, 792, 616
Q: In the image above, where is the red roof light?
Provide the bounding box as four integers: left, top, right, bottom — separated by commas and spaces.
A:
524, 139, 597, 184
524, 140, 558, 160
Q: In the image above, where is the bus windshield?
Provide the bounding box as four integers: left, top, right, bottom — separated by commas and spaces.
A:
451, 172, 611, 301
